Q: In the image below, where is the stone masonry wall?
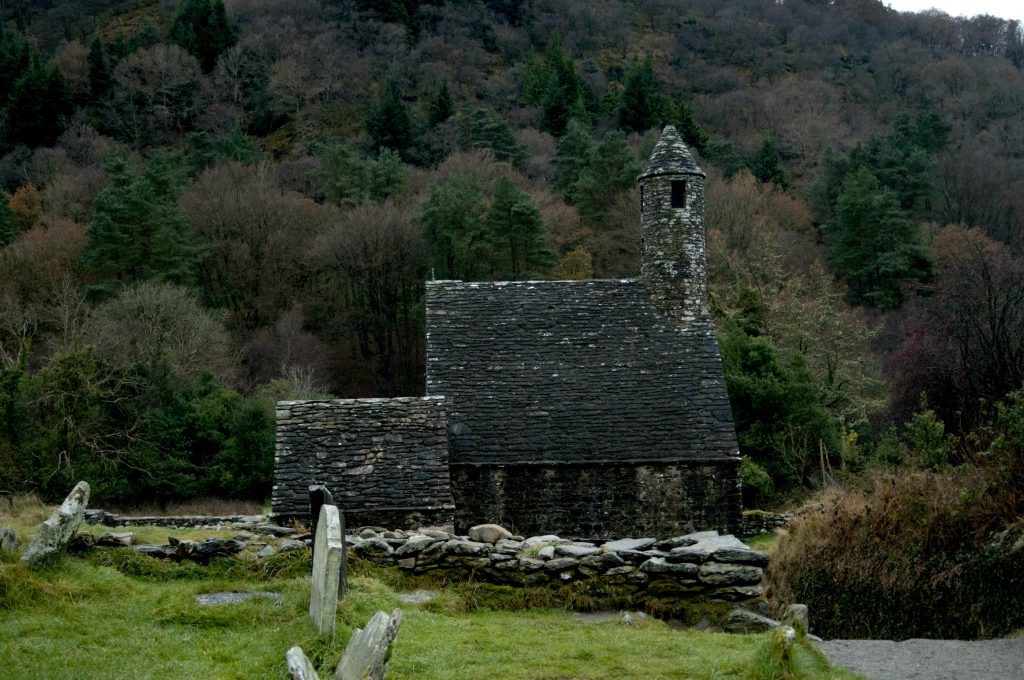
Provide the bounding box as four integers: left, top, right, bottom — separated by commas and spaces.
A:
451, 459, 741, 539
272, 398, 455, 527
351, 527, 767, 614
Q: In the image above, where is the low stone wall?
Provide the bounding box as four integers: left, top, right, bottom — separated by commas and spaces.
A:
350, 527, 767, 611
737, 511, 791, 538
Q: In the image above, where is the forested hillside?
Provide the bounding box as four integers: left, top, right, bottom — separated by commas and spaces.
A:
0, 0, 1021, 506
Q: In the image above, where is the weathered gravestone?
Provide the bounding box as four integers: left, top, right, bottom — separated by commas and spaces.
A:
20, 481, 90, 568
310, 485, 346, 599
309, 503, 344, 635
0, 527, 17, 553
286, 646, 321, 680
334, 609, 403, 680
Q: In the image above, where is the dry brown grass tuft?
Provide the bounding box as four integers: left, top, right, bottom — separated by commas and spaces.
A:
103, 497, 264, 517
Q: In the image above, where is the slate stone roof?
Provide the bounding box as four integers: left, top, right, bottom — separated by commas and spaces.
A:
639, 124, 704, 179
425, 279, 739, 466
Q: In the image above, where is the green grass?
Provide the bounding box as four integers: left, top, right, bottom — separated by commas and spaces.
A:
1, 504, 863, 679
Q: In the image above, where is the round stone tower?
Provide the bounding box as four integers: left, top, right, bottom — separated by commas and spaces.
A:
638, 125, 708, 324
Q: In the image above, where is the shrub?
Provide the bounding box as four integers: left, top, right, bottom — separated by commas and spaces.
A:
766, 453, 1024, 639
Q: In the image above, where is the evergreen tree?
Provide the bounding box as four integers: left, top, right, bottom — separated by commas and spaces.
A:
169, 0, 237, 73
484, 178, 555, 280
365, 76, 413, 159
458, 108, 525, 164
428, 79, 454, 125
7, 55, 73, 147
0, 28, 31, 106
617, 56, 668, 133
419, 172, 489, 280
539, 37, 586, 136
0, 191, 15, 248
674, 96, 708, 153
748, 138, 787, 189
87, 36, 111, 100
824, 167, 933, 310
552, 119, 595, 198
572, 130, 639, 224
82, 151, 196, 294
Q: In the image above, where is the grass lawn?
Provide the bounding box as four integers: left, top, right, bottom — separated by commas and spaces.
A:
0, 502, 861, 680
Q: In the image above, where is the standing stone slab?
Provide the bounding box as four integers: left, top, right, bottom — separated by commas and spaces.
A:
335, 609, 403, 680
310, 504, 344, 635
20, 481, 90, 568
0, 527, 16, 552
286, 646, 322, 680
309, 484, 334, 559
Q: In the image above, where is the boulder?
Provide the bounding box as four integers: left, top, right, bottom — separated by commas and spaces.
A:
543, 557, 580, 572
781, 603, 809, 636
724, 608, 779, 633
393, 535, 440, 556
20, 481, 90, 568
96, 532, 134, 547
468, 524, 513, 544
335, 609, 402, 680
352, 538, 394, 560
0, 527, 16, 552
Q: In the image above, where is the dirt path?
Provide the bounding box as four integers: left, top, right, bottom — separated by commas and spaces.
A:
817, 638, 1024, 680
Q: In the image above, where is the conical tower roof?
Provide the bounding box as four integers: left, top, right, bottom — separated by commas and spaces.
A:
638, 125, 704, 180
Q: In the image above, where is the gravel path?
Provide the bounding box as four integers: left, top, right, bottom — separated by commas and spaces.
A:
817, 638, 1024, 680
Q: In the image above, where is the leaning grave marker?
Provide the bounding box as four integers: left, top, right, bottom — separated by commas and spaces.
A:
309, 503, 344, 635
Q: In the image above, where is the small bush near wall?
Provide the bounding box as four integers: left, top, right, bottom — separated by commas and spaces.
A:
766, 453, 1024, 640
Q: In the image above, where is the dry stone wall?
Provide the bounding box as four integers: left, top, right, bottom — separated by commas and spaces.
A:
272, 398, 455, 528
351, 527, 767, 611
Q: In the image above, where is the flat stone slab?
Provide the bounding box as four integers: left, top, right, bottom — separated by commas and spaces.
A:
601, 537, 656, 552
195, 591, 284, 606
397, 589, 439, 605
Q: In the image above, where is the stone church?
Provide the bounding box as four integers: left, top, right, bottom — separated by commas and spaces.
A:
272, 126, 741, 539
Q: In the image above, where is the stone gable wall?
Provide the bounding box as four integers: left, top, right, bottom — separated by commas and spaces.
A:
272, 398, 455, 527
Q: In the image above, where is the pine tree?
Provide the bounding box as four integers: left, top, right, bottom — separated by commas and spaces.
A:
552, 119, 595, 198
572, 131, 639, 225
87, 36, 111, 100
169, 0, 237, 73
0, 28, 31, 105
83, 151, 196, 295
617, 56, 668, 133
7, 55, 73, 147
458, 108, 525, 164
0, 191, 15, 248
825, 167, 932, 310
419, 172, 489, 280
484, 178, 555, 280
428, 79, 454, 125
748, 138, 787, 189
365, 76, 413, 159
674, 97, 708, 153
